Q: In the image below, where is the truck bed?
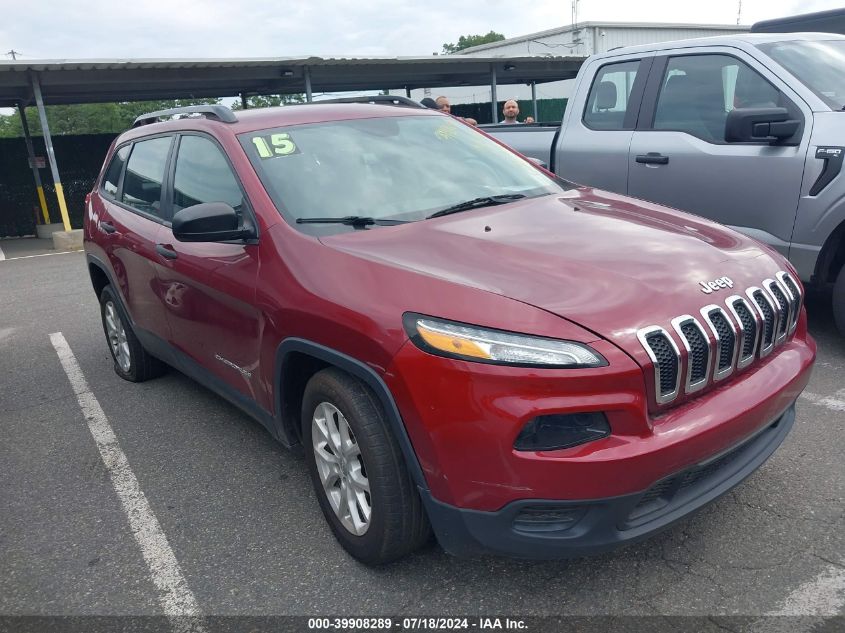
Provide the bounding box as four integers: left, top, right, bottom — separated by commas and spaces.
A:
479, 123, 560, 170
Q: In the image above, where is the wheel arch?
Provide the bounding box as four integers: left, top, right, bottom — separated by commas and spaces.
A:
814, 218, 845, 285
86, 254, 135, 328
274, 338, 429, 491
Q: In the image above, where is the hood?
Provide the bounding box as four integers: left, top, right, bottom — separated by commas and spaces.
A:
319, 187, 789, 358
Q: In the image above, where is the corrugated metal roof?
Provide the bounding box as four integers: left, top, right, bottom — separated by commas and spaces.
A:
0, 55, 586, 107
459, 21, 749, 54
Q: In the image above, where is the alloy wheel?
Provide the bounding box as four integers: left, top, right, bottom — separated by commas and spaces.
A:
104, 301, 131, 373
311, 401, 372, 536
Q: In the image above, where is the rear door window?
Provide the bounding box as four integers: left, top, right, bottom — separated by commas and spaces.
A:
583, 60, 642, 130
102, 145, 129, 199
120, 136, 173, 219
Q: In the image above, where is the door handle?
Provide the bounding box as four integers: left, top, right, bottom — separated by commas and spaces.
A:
100, 221, 117, 234
155, 244, 178, 260
636, 153, 670, 165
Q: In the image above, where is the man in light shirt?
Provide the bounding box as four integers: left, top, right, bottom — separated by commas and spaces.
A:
502, 100, 521, 124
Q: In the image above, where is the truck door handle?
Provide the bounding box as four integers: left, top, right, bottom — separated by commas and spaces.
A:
636, 153, 670, 165
155, 244, 178, 260
100, 221, 117, 234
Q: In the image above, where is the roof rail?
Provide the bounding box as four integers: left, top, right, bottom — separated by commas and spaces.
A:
132, 105, 237, 127
310, 95, 424, 108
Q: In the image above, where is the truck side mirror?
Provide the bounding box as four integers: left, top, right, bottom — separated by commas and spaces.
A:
725, 107, 800, 144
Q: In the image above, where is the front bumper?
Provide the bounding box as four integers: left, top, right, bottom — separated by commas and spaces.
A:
423, 404, 795, 558
387, 328, 814, 511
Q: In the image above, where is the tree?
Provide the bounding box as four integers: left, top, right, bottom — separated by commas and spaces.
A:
442, 31, 506, 54
232, 93, 305, 110
0, 98, 222, 138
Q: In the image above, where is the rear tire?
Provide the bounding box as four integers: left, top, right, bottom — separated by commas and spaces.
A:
834, 265, 845, 336
99, 285, 166, 382
301, 368, 430, 564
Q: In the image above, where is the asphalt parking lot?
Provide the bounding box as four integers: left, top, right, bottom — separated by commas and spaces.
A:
1, 243, 843, 631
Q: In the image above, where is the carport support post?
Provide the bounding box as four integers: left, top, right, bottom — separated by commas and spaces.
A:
30, 74, 71, 231
240, 93, 248, 110
18, 103, 51, 225
405, 86, 411, 99
490, 65, 498, 123
531, 82, 538, 121
304, 66, 313, 103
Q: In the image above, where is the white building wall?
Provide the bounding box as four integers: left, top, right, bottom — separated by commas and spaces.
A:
594, 27, 746, 54
396, 23, 748, 110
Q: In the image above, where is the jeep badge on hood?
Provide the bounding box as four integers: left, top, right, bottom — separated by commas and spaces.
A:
699, 276, 734, 294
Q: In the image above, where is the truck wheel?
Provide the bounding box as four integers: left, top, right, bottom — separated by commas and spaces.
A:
302, 368, 430, 564
99, 285, 166, 382
834, 265, 845, 336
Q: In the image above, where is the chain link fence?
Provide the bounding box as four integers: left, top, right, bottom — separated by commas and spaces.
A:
0, 134, 116, 237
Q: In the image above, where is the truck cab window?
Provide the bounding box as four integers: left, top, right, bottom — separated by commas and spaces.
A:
583, 60, 641, 130
654, 54, 783, 143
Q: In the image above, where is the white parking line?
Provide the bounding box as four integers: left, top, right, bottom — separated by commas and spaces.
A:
799, 390, 845, 412
0, 250, 80, 262
50, 332, 206, 633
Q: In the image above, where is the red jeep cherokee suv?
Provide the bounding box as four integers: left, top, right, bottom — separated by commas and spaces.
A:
84, 101, 816, 564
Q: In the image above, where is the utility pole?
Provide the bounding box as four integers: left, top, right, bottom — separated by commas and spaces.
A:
6, 49, 20, 60
737, 0, 742, 25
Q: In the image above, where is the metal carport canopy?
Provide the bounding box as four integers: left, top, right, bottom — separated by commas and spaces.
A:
0, 55, 586, 107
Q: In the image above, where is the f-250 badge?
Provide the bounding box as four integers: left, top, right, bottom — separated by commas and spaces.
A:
699, 276, 734, 294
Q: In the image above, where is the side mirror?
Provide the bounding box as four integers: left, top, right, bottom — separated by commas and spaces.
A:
725, 107, 800, 144
172, 202, 252, 242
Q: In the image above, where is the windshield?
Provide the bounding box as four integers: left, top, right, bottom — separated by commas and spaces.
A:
238, 114, 566, 232
758, 39, 845, 110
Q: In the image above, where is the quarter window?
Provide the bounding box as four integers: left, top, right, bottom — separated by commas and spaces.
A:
102, 145, 129, 199
583, 60, 641, 130
653, 54, 784, 143
173, 136, 244, 214
121, 137, 172, 219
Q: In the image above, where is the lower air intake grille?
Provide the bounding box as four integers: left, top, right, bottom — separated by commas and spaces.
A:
513, 505, 588, 533
624, 416, 784, 528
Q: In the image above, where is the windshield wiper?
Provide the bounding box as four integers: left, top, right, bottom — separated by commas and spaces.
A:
426, 194, 526, 219
296, 216, 409, 228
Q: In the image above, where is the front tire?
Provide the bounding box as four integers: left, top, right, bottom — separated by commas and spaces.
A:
99, 285, 166, 382
834, 264, 845, 336
302, 368, 430, 564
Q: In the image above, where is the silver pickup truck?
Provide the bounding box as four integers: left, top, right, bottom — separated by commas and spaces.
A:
484, 33, 845, 334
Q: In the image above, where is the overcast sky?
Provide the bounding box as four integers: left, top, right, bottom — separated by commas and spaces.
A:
1, 0, 843, 60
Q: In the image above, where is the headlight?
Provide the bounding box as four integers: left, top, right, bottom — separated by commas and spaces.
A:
403, 314, 607, 368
